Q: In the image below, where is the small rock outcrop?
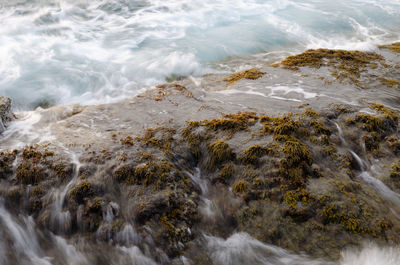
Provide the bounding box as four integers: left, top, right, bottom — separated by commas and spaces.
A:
0, 96, 13, 134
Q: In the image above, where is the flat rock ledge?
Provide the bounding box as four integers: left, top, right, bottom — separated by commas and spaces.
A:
1, 45, 400, 264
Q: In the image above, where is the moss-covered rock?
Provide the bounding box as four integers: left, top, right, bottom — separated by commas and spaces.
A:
208, 141, 234, 169
223, 68, 265, 85
379, 42, 400, 54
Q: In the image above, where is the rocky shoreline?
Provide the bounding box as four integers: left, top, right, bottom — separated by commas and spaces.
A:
1, 44, 400, 264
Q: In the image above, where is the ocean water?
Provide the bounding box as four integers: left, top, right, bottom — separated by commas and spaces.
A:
0, 0, 399, 109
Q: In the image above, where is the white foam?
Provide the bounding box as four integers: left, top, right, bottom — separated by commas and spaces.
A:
269, 85, 317, 100
205, 232, 331, 265
118, 246, 158, 265
116, 224, 142, 246
340, 243, 400, 265
205, 232, 400, 265
216, 85, 318, 102
0, 111, 44, 149
52, 235, 89, 265
1, 0, 399, 108
0, 199, 52, 265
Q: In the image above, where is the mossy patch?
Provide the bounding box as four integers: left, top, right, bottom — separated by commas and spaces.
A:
310, 120, 331, 135
124, 161, 173, 188
363, 133, 380, 152
352, 104, 398, 137
70, 181, 94, 203
321, 204, 366, 234
279, 49, 382, 70
233, 180, 248, 193
240, 144, 274, 165
370, 103, 398, 125
262, 114, 299, 141
204, 112, 258, 135
135, 127, 176, 156
277, 48, 384, 87
208, 141, 233, 169
281, 139, 312, 167
379, 42, 400, 54
0, 150, 17, 179
113, 165, 134, 183
380, 78, 400, 89
120, 136, 134, 146
217, 164, 234, 184
284, 188, 313, 210
223, 68, 265, 85
16, 162, 47, 185
283, 188, 315, 222
390, 162, 400, 179
303, 108, 319, 118
387, 137, 400, 155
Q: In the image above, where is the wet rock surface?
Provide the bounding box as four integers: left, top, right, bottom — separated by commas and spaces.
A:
0, 96, 13, 134
1, 46, 400, 264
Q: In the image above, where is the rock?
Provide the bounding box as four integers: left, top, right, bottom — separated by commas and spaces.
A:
0, 96, 13, 133
0, 120, 5, 134
1, 47, 400, 263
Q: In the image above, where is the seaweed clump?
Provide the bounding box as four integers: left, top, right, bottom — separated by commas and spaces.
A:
281, 140, 312, 167
0, 150, 17, 179
70, 181, 94, 203
114, 161, 174, 189
233, 180, 248, 193
390, 162, 400, 180
223, 68, 265, 85
279, 49, 382, 70
277, 48, 383, 87
16, 163, 47, 185
380, 78, 400, 89
216, 164, 234, 184
208, 141, 234, 169
351, 103, 398, 138
240, 145, 274, 165
204, 112, 259, 135
135, 127, 176, 155
379, 42, 400, 54
15, 146, 54, 185
390, 162, 400, 189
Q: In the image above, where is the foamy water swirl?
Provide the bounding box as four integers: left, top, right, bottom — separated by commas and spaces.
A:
0, 0, 399, 108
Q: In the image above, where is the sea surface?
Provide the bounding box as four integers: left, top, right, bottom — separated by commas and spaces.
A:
0, 0, 400, 109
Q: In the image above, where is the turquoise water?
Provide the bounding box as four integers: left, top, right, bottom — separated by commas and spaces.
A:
0, 0, 399, 109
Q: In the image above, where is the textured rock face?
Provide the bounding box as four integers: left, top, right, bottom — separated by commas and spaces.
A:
0, 46, 400, 264
0, 96, 12, 134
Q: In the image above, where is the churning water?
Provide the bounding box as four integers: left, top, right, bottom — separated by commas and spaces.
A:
0, 0, 400, 109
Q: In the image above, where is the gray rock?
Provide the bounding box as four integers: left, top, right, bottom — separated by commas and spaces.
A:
0, 120, 5, 134
0, 96, 13, 133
